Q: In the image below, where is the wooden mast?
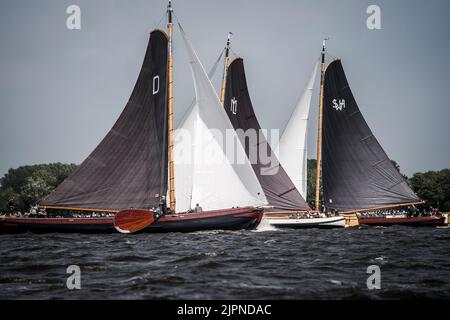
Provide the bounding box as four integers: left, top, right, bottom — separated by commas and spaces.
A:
220, 32, 232, 106
167, 0, 176, 212
315, 39, 327, 211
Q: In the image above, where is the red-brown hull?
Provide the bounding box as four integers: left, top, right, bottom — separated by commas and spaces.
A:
0, 216, 115, 234
0, 207, 263, 234
146, 207, 263, 233
359, 215, 445, 227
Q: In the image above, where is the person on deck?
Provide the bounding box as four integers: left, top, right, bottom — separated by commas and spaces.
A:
194, 203, 203, 213
160, 195, 168, 215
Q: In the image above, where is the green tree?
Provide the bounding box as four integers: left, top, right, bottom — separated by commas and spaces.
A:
0, 163, 77, 212
0, 187, 22, 211
307, 159, 318, 207
20, 170, 56, 208
409, 169, 450, 212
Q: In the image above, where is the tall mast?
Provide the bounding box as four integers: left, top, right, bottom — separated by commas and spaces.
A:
167, 0, 176, 212
220, 32, 232, 106
315, 39, 327, 211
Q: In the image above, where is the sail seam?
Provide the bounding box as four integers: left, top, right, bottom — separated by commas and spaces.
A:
277, 187, 296, 198
360, 134, 374, 142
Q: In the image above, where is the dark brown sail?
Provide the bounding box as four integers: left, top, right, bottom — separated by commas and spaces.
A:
41, 30, 169, 212
224, 58, 311, 212
322, 59, 421, 212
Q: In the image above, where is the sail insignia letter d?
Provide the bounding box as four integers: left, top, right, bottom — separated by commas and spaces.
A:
153, 75, 160, 95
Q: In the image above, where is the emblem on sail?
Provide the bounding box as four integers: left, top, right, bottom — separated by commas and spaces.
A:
332, 99, 345, 111
153, 75, 160, 95
230, 97, 238, 115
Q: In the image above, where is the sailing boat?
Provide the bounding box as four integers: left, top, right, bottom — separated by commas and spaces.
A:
0, 1, 266, 234
315, 43, 445, 227
220, 40, 344, 228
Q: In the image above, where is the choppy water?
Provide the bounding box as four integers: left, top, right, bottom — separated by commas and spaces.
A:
0, 224, 449, 299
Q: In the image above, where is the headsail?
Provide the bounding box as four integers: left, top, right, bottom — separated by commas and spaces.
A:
41, 30, 169, 212
322, 59, 421, 212
276, 62, 319, 199
224, 58, 310, 212
173, 26, 267, 212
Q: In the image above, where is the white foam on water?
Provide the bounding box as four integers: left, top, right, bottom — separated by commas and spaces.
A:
254, 217, 278, 232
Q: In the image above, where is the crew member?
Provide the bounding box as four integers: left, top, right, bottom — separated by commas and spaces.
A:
194, 203, 203, 213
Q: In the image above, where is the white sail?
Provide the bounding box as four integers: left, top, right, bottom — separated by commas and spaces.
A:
276, 62, 319, 199
173, 25, 267, 212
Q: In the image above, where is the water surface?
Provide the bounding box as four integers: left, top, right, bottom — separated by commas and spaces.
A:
1, 225, 449, 299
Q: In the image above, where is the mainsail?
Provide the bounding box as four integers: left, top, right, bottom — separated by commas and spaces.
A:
322, 59, 421, 212
224, 58, 310, 212
41, 30, 169, 212
276, 62, 319, 199
173, 26, 267, 212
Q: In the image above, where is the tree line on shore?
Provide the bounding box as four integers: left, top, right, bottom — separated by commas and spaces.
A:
0, 161, 449, 212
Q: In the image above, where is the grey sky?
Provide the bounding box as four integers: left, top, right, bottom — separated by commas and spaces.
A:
0, 0, 449, 178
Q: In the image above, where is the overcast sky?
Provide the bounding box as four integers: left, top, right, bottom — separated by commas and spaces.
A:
1, 0, 449, 177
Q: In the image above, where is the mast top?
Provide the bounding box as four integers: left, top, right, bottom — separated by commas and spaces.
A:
226, 32, 233, 52
227, 32, 233, 43
224, 32, 233, 60
167, 0, 173, 23
321, 38, 329, 64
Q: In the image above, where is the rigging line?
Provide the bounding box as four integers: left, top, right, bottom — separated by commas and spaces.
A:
230, 47, 240, 59
155, 8, 167, 30
326, 51, 337, 61
172, 10, 181, 26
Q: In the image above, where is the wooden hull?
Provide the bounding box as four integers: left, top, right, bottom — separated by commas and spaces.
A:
0, 207, 263, 234
0, 216, 115, 234
358, 215, 445, 227
265, 213, 345, 229
145, 207, 263, 233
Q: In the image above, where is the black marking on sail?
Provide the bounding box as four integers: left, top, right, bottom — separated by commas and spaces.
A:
224, 58, 311, 212
42, 30, 169, 211
322, 60, 420, 212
